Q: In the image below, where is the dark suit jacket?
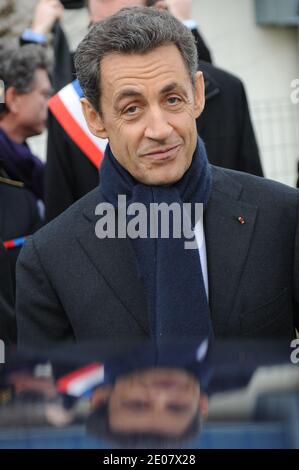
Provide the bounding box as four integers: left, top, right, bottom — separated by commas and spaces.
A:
0, 180, 42, 285
191, 27, 212, 64
0, 240, 15, 344
16, 166, 299, 349
197, 61, 263, 177
0, 178, 43, 343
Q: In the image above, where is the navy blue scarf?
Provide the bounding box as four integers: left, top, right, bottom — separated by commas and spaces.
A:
0, 128, 44, 200
100, 138, 213, 343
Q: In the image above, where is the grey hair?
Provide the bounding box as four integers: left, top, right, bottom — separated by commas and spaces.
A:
74, 6, 198, 114
0, 42, 52, 114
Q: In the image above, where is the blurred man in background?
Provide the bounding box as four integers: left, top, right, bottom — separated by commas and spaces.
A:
0, 43, 46, 312
20, 0, 72, 92
0, 43, 51, 202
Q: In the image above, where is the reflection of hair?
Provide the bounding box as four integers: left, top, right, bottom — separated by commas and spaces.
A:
87, 402, 202, 449
0, 42, 52, 115
75, 6, 198, 115
145, 0, 157, 6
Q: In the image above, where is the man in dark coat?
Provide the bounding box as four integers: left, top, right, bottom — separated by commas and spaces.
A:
0, 165, 42, 345
44, 0, 262, 222
16, 8, 297, 349
0, 165, 42, 288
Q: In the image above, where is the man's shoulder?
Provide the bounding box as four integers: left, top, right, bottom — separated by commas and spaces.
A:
0, 178, 37, 207
32, 188, 100, 248
211, 165, 298, 207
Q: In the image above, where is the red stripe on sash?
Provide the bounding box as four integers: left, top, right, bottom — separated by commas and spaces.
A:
56, 363, 103, 393
49, 94, 104, 169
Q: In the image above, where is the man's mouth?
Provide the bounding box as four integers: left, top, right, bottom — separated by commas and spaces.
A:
141, 144, 182, 161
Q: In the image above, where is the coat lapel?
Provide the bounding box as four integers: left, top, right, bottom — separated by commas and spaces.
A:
76, 191, 150, 336
205, 167, 258, 335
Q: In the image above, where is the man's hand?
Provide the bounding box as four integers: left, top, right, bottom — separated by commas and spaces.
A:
154, 0, 193, 21
31, 0, 64, 35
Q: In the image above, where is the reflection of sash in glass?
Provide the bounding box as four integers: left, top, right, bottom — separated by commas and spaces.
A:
3, 237, 27, 250
56, 363, 104, 398
48, 79, 107, 169
53, 338, 211, 399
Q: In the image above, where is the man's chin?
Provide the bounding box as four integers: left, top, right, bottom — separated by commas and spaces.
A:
145, 175, 184, 187
139, 169, 185, 187
26, 128, 45, 139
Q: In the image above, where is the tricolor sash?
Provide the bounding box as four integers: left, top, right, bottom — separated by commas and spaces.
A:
56, 363, 105, 397
4, 237, 27, 250
48, 80, 107, 169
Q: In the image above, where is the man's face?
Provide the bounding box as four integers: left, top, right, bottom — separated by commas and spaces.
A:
107, 369, 201, 436
16, 68, 51, 138
88, 0, 145, 23
82, 44, 204, 185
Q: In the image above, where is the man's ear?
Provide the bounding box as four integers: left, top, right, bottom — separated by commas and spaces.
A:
90, 385, 113, 410
5, 87, 19, 114
199, 393, 209, 419
193, 71, 205, 119
80, 97, 108, 139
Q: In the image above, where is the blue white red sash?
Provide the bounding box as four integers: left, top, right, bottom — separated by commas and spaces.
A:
4, 237, 27, 249
48, 80, 107, 169
56, 363, 105, 397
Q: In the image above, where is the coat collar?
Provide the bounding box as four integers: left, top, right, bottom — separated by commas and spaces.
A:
199, 61, 221, 101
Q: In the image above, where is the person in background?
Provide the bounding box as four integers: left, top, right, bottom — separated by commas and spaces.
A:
0, 43, 52, 203
0, 161, 42, 285
0, 161, 42, 346
45, 0, 263, 222
0, 43, 47, 309
20, 0, 73, 92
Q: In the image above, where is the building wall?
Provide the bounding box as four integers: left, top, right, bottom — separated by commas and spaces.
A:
193, 0, 299, 186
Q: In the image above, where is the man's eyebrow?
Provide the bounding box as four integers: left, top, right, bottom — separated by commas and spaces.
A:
160, 82, 188, 96
114, 89, 143, 107
114, 82, 188, 108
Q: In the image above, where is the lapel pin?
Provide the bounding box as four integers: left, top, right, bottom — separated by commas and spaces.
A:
237, 216, 245, 225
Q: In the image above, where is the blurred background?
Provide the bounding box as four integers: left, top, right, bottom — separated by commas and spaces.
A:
1, 0, 299, 185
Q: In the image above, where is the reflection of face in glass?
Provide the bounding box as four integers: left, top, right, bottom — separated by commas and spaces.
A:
91, 368, 208, 439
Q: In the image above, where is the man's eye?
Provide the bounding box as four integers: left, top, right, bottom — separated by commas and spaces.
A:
124, 105, 139, 115
123, 400, 149, 410
167, 96, 181, 105
167, 404, 190, 413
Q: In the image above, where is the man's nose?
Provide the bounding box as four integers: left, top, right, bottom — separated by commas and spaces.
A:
144, 107, 173, 141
